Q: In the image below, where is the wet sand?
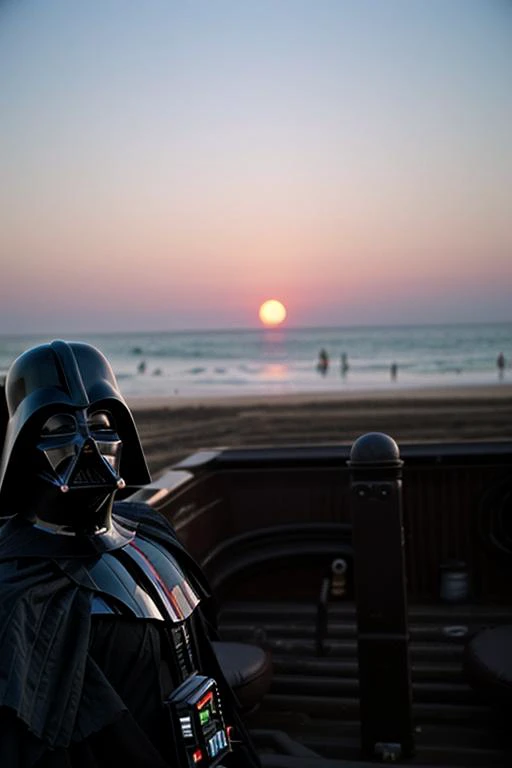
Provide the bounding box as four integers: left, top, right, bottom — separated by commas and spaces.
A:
127, 383, 512, 476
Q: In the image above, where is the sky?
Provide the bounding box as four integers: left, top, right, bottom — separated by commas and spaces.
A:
0, 0, 511, 333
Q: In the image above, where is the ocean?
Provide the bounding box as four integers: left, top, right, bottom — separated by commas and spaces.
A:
0, 323, 510, 400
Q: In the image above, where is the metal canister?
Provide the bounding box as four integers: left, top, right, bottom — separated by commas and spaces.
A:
440, 561, 470, 603
330, 558, 347, 598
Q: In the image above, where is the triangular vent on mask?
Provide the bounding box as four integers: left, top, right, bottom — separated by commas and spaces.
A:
71, 467, 110, 485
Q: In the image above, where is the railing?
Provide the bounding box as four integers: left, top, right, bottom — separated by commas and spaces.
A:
147, 441, 512, 603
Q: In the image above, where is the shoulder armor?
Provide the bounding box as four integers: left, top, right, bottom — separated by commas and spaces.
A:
88, 534, 200, 622
88, 551, 164, 619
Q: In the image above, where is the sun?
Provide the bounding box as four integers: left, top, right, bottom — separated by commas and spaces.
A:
258, 299, 287, 327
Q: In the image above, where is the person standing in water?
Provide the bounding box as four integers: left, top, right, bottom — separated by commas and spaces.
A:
317, 348, 329, 375
497, 352, 506, 380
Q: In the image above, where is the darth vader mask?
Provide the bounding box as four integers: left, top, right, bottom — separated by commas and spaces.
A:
0, 340, 150, 536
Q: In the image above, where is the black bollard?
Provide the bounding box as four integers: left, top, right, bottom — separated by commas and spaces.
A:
348, 432, 414, 761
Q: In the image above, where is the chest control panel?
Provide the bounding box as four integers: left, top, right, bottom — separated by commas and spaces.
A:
168, 674, 231, 768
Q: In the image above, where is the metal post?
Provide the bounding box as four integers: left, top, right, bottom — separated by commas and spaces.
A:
348, 432, 414, 760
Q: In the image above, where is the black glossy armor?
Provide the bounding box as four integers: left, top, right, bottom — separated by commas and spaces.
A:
0, 340, 150, 535
0, 342, 259, 768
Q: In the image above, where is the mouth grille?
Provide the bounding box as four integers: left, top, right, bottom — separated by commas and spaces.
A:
71, 467, 112, 485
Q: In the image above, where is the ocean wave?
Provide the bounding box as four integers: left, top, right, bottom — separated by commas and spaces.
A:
1, 323, 510, 401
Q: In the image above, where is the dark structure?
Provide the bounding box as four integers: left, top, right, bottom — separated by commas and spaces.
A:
348, 433, 413, 760
129, 436, 512, 767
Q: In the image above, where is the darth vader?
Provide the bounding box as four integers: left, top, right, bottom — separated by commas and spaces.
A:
0, 341, 260, 768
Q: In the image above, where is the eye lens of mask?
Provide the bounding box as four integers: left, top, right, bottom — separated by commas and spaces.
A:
41, 414, 77, 438
88, 411, 115, 433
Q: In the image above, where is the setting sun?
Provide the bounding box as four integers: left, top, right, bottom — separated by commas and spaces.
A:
258, 299, 287, 327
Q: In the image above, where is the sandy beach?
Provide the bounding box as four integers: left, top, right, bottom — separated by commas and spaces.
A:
128, 383, 512, 476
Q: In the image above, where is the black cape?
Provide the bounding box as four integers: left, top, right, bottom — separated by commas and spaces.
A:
0, 502, 260, 768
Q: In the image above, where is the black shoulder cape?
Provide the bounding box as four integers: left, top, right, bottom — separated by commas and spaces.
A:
0, 502, 259, 768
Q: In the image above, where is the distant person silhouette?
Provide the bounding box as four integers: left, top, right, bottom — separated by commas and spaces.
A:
497, 352, 506, 380
340, 353, 349, 377
317, 348, 329, 376
390, 362, 398, 381
137, 360, 146, 374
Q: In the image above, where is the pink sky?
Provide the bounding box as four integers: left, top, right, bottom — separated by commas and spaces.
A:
1, 1, 511, 332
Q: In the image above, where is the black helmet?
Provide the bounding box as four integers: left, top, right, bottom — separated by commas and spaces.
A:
0, 340, 150, 535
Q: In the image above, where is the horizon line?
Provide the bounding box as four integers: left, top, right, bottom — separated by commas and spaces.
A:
1, 318, 511, 339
